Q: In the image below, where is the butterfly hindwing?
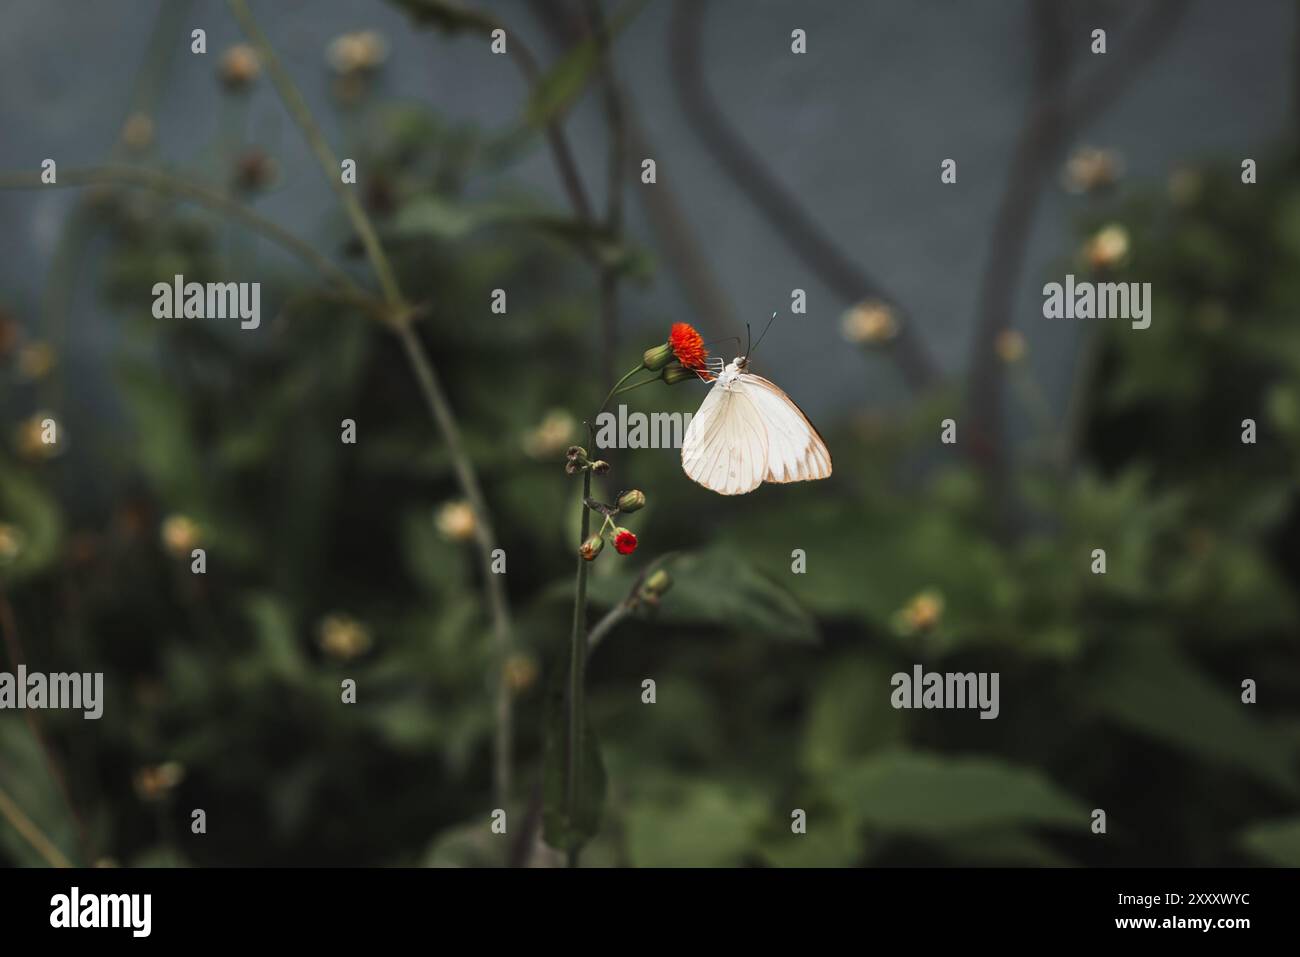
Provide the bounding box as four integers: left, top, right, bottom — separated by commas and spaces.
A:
738, 374, 832, 484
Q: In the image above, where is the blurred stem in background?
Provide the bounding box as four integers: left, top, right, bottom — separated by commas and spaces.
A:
0, 166, 366, 297
587, 0, 627, 384
524, 0, 743, 344
0, 780, 71, 868
0, 590, 86, 864
226, 0, 519, 814
37, 0, 193, 416
965, 0, 1190, 504
560, 2, 629, 864
669, 0, 941, 393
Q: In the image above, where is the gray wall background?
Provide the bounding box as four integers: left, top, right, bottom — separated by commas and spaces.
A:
0, 0, 1290, 420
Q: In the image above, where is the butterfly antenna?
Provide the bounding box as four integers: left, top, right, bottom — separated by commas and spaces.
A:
750, 311, 779, 356
745, 323, 752, 357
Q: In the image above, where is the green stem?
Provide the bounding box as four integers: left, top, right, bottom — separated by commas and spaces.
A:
226, 0, 517, 815
586, 604, 630, 657
566, 467, 593, 866
395, 321, 516, 811
612, 376, 662, 397
227, 0, 404, 308
0, 166, 366, 298
0, 782, 72, 868
598, 364, 646, 415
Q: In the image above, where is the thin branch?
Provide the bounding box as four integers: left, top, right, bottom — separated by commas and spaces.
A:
965, 0, 1070, 485
526, 0, 743, 341
394, 321, 517, 807
964, 0, 1192, 482
0, 166, 366, 299
586, 604, 629, 656
0, 591, 89, 863
396, 0, 596, 224
669, 0, 942, 392
585, 550, 676, 657
506, 38, 596, 224
585, 0, 627, 384
227, 0, 517, 809
228, 0, 404, 307
566, 466, 593, 869
0, 779, 72, 868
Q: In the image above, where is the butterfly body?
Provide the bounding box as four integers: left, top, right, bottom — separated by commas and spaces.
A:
681, 356, 832, 495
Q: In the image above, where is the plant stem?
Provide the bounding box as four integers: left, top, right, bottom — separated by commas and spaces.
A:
0, 166, 366, 299
670, 0, 941, 393
586, 0, 627, 385
586, 604, 630, 656
0, 781, 72, 868
599, 364, 646, 413
566, 467, 593, 867
228, 0, 404, 308
227, 0, 517, 812
395, 321, 516, 809
0, 591, 89, 863
612, 376, 662, 397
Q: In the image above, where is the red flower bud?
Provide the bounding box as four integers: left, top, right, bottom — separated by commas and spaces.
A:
613, 528, 638, 555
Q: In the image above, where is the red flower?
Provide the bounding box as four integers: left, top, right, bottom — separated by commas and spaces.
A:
613, 528, 638, 555
668, 323, 708, 369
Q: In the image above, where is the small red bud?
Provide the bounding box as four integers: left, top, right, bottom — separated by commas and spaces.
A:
613, 528, 638, 555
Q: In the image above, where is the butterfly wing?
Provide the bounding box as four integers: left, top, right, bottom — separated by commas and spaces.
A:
736, 373, 832, 484
681, 382, 770, 495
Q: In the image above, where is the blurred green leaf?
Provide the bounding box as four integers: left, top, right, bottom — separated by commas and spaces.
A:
242, 594, 305, 681
625, 782, 766, 867
117, 361, 205, 503
0, 467, 62, 582
802, 656, 906, 775
1240, 817, 1300, 866
1084, 637, 1298, 793
424, 820, 503, 867
826, 751, 1087, 836
386, 0, 498, 35
0, 719, 79, 867
524, 0, 649, 127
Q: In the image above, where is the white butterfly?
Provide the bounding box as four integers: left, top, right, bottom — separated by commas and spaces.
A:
681, 355, 832, 495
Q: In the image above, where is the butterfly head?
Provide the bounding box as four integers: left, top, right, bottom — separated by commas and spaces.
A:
713, 356, 749, 390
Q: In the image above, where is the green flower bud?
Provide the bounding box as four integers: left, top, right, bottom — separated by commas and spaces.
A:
661, 364, 698, 385
590, 460, 611, 475
642, 341, 674, 371
616, 489, 646, 512
642, 568, 672, 596
579, 535, 604, 561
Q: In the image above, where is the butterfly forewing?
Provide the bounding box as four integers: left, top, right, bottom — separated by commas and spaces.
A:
681, 384, 769, 495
